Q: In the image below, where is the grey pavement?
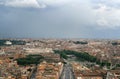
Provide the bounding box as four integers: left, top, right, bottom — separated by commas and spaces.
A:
60, 63, 75, 79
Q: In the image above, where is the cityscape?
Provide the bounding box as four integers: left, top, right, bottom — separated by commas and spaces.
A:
0, 0, 120, 79
0, 39, 120, 79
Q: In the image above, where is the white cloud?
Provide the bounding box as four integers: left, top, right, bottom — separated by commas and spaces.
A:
97, 3, 111, 13
0, 0, 45, 8
37, 0, 72, 6
91, 1, 120, 29
0, 0, 72, 8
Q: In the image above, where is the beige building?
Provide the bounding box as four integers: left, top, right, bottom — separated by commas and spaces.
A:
36, 61, 63, 79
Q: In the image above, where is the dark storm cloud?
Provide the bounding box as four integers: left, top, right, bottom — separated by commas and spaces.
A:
0, 0, 120, 39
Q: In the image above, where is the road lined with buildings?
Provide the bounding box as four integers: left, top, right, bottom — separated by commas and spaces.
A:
60, 63, 75, 79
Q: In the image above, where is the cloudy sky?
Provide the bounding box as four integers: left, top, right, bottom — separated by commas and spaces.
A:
0, 0, 120, 39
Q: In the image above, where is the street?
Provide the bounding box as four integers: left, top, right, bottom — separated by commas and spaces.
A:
60, 63, 75, 79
